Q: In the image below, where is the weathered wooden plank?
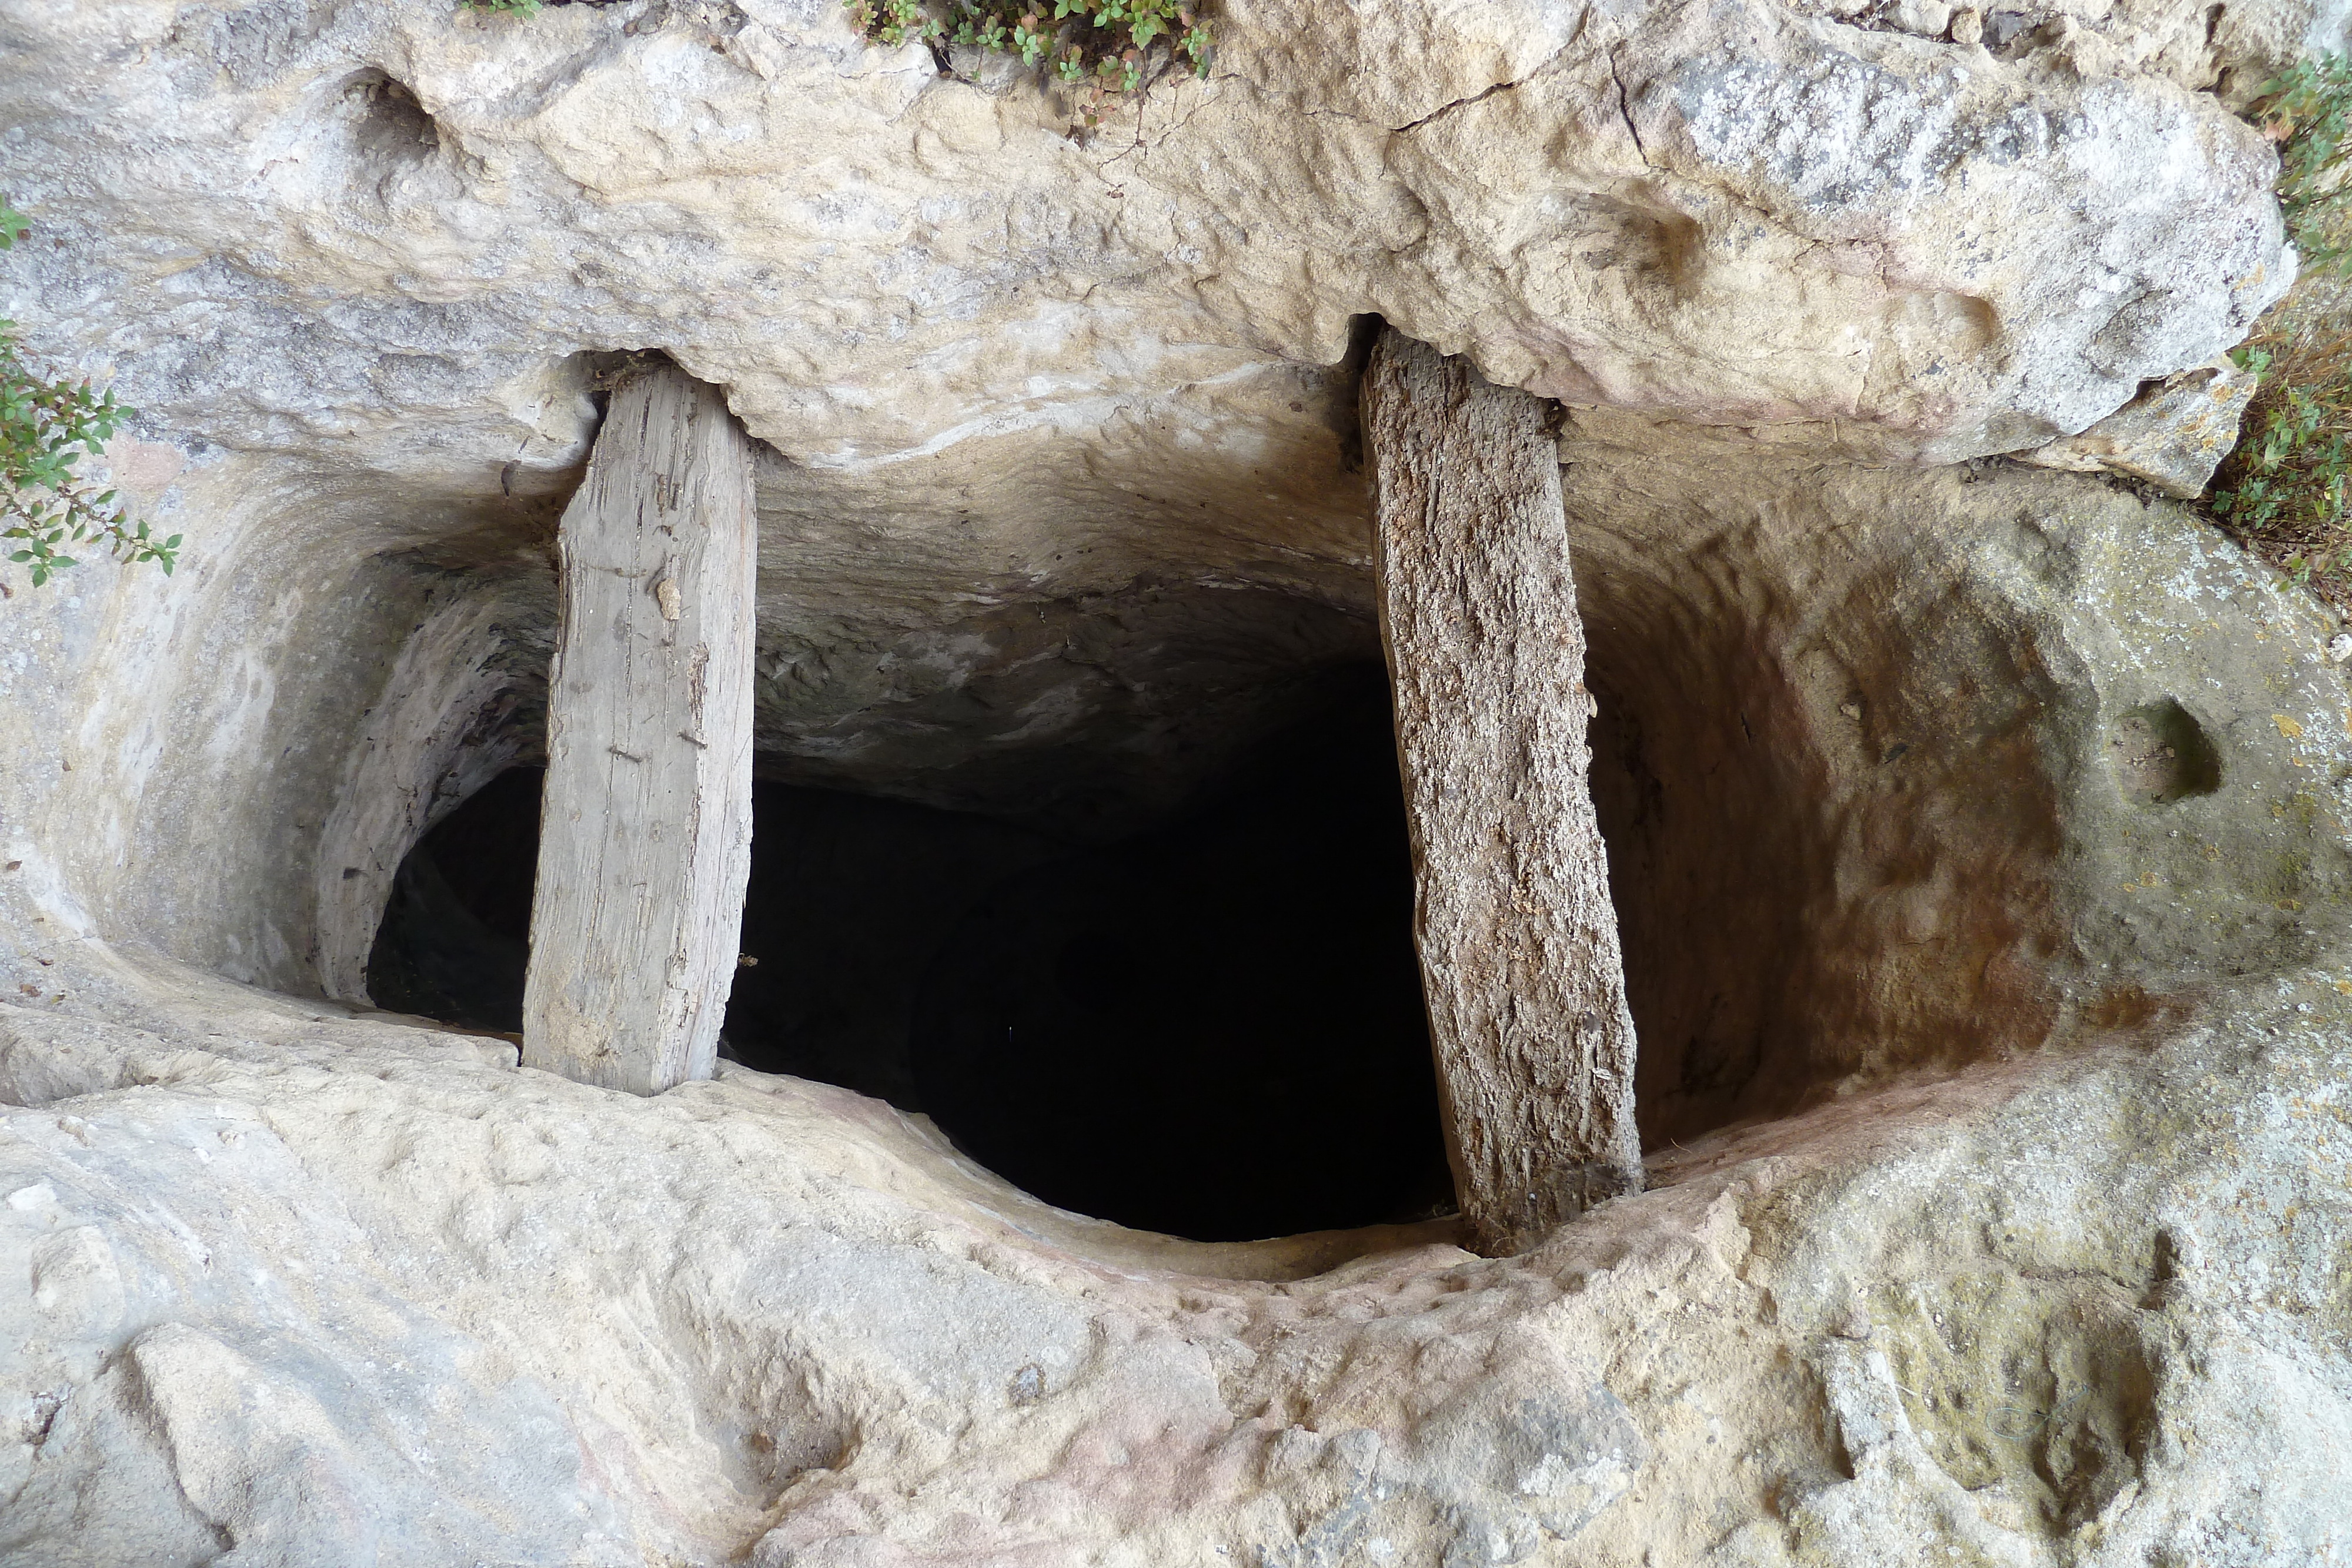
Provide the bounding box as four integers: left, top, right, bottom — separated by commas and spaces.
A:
523, 366, 757, 1095
1362, 327, 1644, 1253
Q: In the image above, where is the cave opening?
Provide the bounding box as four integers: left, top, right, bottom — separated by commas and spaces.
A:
367, 663, 1455, 1242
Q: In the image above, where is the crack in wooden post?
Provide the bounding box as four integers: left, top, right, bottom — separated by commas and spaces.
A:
1362, 328, 1644, 1254
523, 366, 757, 1095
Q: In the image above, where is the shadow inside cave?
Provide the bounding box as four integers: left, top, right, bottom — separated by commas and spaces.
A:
368, 664, 1457, 1242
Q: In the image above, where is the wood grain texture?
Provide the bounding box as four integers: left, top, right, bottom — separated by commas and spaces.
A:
1362, 329, 1644, 1253
523, 367, 757, 1095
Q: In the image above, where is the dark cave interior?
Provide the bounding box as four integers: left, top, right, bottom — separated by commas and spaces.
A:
367, 664, 1456, 1242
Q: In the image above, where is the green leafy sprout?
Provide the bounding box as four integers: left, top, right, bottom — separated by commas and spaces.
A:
2209, 343, 2352, 587
460, 0, 543, 15
2256, 53, 2352, 275
2207, 56, 2352, 605
1, 198, 178, 590
846, 0, 1211, 120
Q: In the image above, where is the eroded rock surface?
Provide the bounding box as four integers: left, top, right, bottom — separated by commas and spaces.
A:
0, 0, 2310, 465
2, 943, 2350, 1565
5, 0, 2352, 1560
9, 443, 2352, 1562
0, 0, 2341, 969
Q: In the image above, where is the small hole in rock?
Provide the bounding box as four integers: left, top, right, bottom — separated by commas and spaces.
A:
340, 69, 441, 169
2107, 698, 2221, 807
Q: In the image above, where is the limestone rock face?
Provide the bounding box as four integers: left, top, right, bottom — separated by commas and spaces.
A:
2016, 356, 2258, 496
0, 4, 2321, 659
5, 0, 2352, 1562
9, 446, 2352, 1564
0, 0, 2338, 979
0, 0, 2318, 467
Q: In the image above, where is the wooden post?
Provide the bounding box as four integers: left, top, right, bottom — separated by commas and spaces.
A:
523, 366, 758, 1095
1362, 329, 1644, 1253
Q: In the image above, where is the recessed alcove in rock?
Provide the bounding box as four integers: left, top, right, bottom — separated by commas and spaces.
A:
366, 665, 1451, 1242
1568, 446, 2083, 1149
319, 425, 2352, 1261
357, 450, 2173, 1238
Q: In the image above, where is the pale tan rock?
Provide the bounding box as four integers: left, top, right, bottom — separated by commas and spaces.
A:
1364, 332, 1644, 1251
9, 434, 2352, 1563
3, 2, 2352, 1562
1884, 0, 1955, 38
2013, 356, 2257, 497
0, 0, 2303, 490
0, 0, 2317, 857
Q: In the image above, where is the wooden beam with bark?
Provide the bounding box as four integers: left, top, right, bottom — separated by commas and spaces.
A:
523, 366, 759, 1095
1362, 328, 1644, 1253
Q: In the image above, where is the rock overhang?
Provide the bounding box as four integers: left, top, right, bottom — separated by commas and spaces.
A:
0, 0, 2314, 477
0, 0, 2321, 832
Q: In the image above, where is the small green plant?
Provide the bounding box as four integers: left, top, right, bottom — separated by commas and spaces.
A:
2202, 56, 2352, 606
847, 0, 1211, 121
2211, 343, 2352, 587
462, 0, 543, 15
1, 199, 178, 590
2253, 55, 2352, 273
